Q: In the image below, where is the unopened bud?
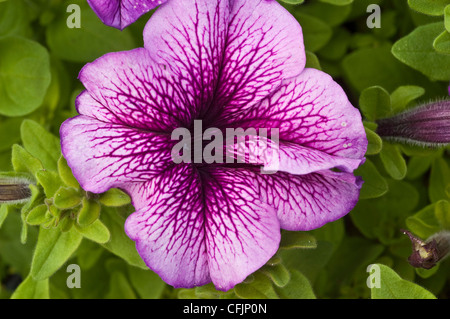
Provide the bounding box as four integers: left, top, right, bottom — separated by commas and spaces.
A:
402, 229, 450, 269
0, 174, 32, 204
376, 100, 450, 147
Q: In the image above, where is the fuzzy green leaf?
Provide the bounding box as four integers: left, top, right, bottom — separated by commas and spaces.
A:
11, 275, 49, 299
101, 207, 147, 269
20, 120, 61, 171
408, 0, 450, 16
30, 226, 83, 280
98, 188, 131, 207
371, 264, 436, 299
11, 144, 43, 175
53, 187, 81, 210
75, 219, 110, 244
26, 204, 49, 226
77, 197, 101, 227
57, 155, 79, 189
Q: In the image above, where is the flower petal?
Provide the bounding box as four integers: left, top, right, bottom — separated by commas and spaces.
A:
124, 164, 211, 289
143, 0, 305, 118
124, 165, 280, 291
77, 48, 192, 132
215, 0, 306, 115
231, 68, 367, 174
202, 167, 280, 291
60, 116, 175, 193
87, 0, 165, 30
254, 169, 363, 231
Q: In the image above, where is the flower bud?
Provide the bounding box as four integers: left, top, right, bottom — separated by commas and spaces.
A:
0, 174, 32, 205
402, 229, 450, 269
376, 100, 450, 147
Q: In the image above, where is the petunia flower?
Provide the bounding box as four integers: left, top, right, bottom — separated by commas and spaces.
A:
61, 0, 367, 291
87, 0, 167, 30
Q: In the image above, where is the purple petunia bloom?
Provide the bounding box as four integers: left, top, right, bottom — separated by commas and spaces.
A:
61, 0, 367, 291
87, 0, 166, 29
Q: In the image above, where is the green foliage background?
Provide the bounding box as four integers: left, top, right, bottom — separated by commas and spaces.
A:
0, 0, 449, 299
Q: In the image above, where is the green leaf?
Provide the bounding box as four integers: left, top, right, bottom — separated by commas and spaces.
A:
305, 50, 321, 70
0, 204, 9, 228
0, 37, 51, 117
379, 142, 407, 180
435, 200, 450, 229
359, 86, 392, 121
0, 118, 22, 152
279, 241, 335, 284
11, 275, 49, 299
105, 271, 137, 299
364, 126, 383, 155
446, 5, 450, 31
0, 0, 30, 37
76, 239, 104, 270
101, 207, 147, 269
342, 44, 428, 93
390, 85, 425, 113
26, 204, 49, 226
11, 144, 43, 175
371, 264, 436, 299
35, 170, 62, 198
406, 202, 443, 239
429, 157, 450, 202
234, 272, 279, 299
279, 231, 317, 249
46, 3, 136, 63
98, 188, 131, 207
291, 12, 332, 52
392, 22, 450, 81
273, 269, 316, 299
57, 155, 79, 189
20, 120, 61, 171
77, 197, 101, 227
317, 28, 351, 61
300, 1, 352, 27
408, 0, 450, 16
75, 219, 110, 244
260, 263, 291, 288
322, 237, 384, 296
355, 159, 389, 199
416, 264, 440, 279
0, 211, 38, 277
127, 265, 166, 299
319, 0, 353, 5
53, 187, 81, 210
433, 30, 450, 54
31, 226, 83, 280
279, 0, 304, 4
351, 180, 419, 240
407, 155, 434, 179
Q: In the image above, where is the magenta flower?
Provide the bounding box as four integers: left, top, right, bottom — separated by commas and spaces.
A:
87, 0, 166, 30
61, 0, 367, 290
